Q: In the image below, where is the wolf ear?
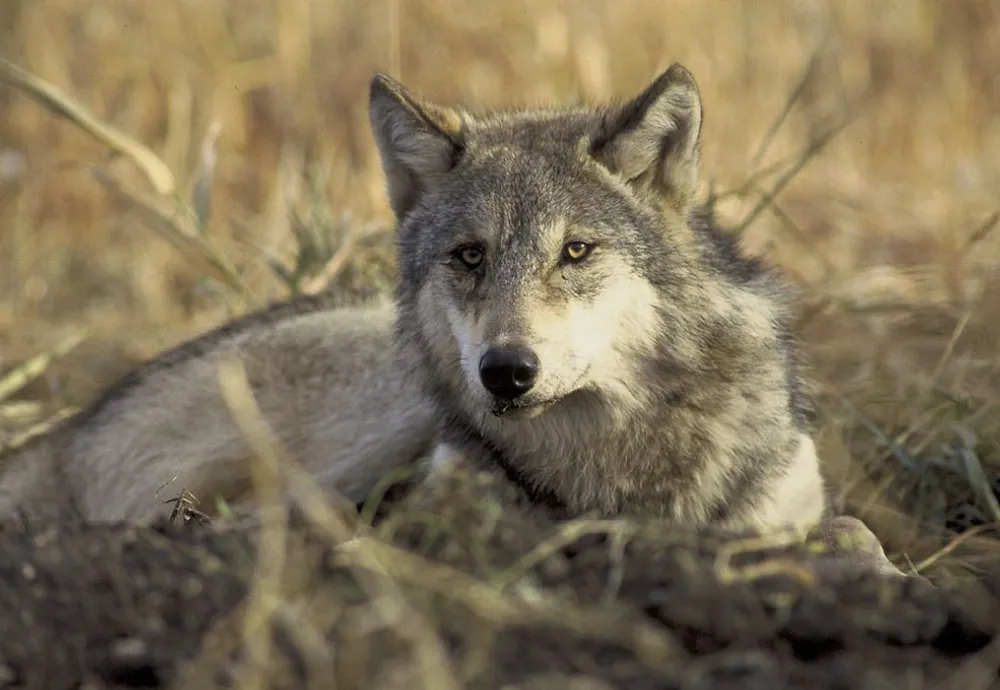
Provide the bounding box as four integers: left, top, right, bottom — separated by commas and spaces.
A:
590, 64, 702, 211
369, 74, 465, 220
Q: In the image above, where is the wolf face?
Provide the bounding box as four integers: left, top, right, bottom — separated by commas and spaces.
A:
370, 66, 713, 422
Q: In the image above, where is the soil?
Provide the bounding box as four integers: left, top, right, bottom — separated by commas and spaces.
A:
1, 468, 999, 690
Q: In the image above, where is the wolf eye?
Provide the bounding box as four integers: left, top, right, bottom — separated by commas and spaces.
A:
562, 241, 593, 263
454, 245, 484, 268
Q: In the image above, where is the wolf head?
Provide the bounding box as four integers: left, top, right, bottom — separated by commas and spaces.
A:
369, 66, 730, 421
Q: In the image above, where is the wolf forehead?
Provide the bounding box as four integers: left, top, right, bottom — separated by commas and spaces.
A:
427, 105, 649, 191
410, 140, 649, 240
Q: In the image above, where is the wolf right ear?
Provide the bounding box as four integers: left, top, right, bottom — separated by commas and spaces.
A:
590, 64, 703, 212
369, 74, 465, 220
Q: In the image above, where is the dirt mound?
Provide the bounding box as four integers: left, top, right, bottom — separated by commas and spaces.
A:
1, 468, 998, 690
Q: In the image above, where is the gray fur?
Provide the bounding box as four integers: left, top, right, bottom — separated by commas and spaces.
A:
0, 293, 437, 522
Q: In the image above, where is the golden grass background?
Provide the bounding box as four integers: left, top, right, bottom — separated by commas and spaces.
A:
1, 0, 999, 573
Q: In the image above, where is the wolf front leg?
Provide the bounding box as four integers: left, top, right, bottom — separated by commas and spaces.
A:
739, 433, 828, 534
754, 434, 926, 582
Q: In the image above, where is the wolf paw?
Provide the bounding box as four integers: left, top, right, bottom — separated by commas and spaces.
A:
805, 515, 930, 584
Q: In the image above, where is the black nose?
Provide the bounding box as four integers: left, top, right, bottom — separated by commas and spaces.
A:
478, 346, 539, 399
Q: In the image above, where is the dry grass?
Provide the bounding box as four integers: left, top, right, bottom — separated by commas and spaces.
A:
1, 0, 999, 584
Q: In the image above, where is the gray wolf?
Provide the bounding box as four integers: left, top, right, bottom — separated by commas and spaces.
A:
1, 64, 908, 581
374, 63, 826, 532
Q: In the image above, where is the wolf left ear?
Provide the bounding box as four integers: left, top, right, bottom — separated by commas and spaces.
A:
369, 74, 465, 220
590, 64, 703, 211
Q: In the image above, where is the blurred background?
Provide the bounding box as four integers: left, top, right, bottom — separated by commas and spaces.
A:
0, 0, 998, 577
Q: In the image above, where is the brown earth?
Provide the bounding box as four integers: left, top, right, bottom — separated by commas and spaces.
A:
1, 467, 999, 690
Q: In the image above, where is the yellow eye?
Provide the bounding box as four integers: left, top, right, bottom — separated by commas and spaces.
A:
562, 241, 593, 263
457, 246, 484, 268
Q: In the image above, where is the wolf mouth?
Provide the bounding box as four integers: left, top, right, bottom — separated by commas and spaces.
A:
490, 397, 557, 419
488, 368, 590, 419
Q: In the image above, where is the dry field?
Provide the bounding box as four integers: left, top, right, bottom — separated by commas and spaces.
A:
1, 1, 1000, 686
2, 0, 1000, 572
